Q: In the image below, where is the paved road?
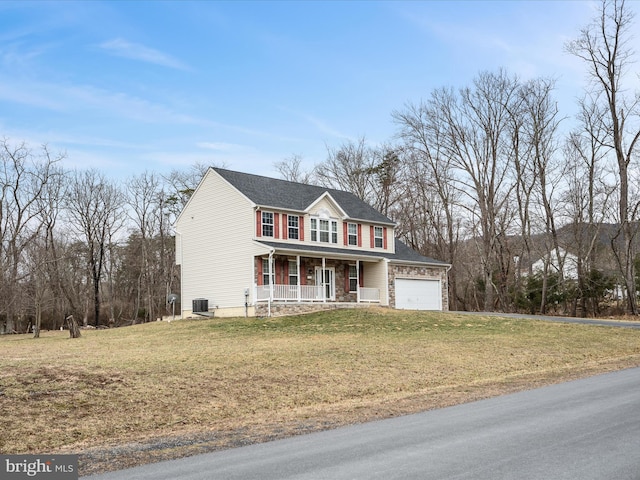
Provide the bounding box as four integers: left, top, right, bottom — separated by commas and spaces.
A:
453, 310, 640, 328
84, 367, 640, 480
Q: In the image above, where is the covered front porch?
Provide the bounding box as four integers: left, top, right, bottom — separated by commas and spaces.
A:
256, 283, 381, 303
254, 248, 387, 312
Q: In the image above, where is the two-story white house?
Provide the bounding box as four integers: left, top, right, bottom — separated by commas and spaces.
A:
175, 167, 450, 317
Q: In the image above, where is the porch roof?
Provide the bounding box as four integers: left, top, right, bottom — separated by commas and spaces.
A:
255, 239, 450, 267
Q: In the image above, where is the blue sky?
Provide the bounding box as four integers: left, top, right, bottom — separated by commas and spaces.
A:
0, 1, 622, 181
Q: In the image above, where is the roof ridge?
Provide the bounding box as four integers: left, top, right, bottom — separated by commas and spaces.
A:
213, 166, 363, 197
213, 167, 394, 224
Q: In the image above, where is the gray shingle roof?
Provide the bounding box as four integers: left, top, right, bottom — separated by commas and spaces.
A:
392, 239, 450, 265
214, 167, 394, 224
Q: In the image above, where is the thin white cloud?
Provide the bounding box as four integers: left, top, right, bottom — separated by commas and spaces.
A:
196, 141, 252, 152
99, 38, 191, 71
0, 74, 215, 127
278, 105, 351, 140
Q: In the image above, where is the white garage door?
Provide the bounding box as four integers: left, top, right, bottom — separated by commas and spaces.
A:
395, 278, 442, 310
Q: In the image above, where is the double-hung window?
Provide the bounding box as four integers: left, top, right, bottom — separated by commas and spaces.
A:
262, 212, 274, 237
349, 264, 358, 292
348, 223, 358, 246
311, 217, 338, 244
288, 215, 299, 240
319, 219, 330, 242
288, 261, 298, 286
262, 259, 271, 285
374, 226, 384, 248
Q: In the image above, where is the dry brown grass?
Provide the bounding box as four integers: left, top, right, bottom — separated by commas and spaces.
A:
2, 308, 640, 475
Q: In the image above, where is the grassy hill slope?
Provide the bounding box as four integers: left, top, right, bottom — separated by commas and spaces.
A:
2, 308, 640, 476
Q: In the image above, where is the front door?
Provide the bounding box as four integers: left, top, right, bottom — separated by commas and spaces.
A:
315, 267, 335, 300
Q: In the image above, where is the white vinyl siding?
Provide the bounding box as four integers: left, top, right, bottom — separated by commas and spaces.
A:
365, 260, 389, 306
175, 169, 261, 314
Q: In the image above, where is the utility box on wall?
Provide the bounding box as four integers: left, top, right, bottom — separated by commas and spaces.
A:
192, 298, 208, 313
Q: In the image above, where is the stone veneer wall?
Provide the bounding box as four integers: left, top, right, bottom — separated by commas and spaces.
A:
254, 302, 379, 318
388, 264, 449, 311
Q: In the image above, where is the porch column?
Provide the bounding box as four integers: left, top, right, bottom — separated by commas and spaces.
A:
268, 250, 274, 316
322, 257, 326, 303
296, 255, 301, 302
356, 259, 360, 303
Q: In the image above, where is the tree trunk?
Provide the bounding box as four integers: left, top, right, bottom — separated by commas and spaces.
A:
66, 314, 81, 339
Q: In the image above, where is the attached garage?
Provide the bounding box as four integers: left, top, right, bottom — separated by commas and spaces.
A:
395, 278, 442, 310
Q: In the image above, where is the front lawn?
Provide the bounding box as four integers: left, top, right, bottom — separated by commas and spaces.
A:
2, 308, 639, 476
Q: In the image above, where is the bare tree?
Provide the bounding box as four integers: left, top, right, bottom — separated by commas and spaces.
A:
393, 100, 464, 310
316, 137, 403, 217
560, 95, 615, 315
274, 154, 315, 184
432, 71, 520, 311
163, 162, 211, 219
65, 169, 125, 327
0, 139, 63, 333
126, 171, 178, 323
316, 137, 376, 202
566, 0, 640, 314
518, 78, 564, 313
28, 164, 68, 337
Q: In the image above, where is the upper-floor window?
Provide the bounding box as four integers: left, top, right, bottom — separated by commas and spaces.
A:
310, 217, 338, 244
262, 212, 274, 237
348, 223, 358, 246
288, 215, 299, 240
374, 226, 384, 248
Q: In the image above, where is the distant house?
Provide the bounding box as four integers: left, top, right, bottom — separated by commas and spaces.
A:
174, 167, 450, 317
528, 248, 579, 280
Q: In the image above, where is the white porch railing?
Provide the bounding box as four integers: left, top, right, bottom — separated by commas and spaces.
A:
256, 284, 325, 302
256, 284, 380, 303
